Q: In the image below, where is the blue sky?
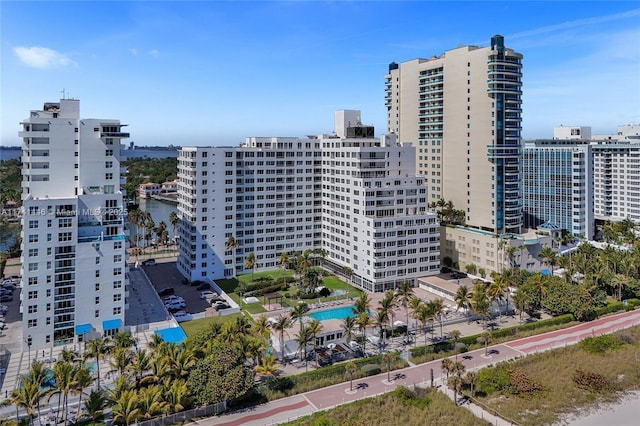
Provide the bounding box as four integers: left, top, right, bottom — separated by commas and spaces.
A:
1, 1, 639, 147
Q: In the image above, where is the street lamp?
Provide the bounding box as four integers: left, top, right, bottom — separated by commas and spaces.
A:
25, 335, 32, 366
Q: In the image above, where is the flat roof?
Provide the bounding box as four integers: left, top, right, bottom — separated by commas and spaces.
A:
416, 276, 460, 295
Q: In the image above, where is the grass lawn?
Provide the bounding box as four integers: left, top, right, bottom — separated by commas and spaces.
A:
215, 269, 361, 314
282, 386, 490, 426
180, 313, 243, 336
473, 325, 640, 426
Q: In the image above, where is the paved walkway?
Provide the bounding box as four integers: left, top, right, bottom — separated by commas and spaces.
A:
189, 309, 640, 426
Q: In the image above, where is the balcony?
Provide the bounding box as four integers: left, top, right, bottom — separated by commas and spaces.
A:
101, 132, 130, 138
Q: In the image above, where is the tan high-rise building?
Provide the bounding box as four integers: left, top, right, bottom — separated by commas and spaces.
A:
385, 35, 523, 235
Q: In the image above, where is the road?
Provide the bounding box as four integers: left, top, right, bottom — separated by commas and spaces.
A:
192, 309, 640, 426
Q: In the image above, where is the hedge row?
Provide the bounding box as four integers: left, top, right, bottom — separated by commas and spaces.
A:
594, 298, 640, 317
409, 314, 575, 358
244, 277, 294, 293
262, 352, 406, 395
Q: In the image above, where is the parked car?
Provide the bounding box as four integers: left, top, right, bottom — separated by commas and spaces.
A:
158, 287, 175, 297
440, 266, 452, 273
199, 290, 218, 300
212, 300, 231, 310
190, 280, 206, 287
165, 300, 186, 310
142, 259, 156, 266
0, 295, 12, 302
2, 283, 16, 291
163, 295, 185, 304
0, 305, 8, 314
196, 282, 212, 291
173, 311, 193, 322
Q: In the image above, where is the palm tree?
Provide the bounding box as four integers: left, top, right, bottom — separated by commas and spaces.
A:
356, 311, 372, 355
137, 385, 167, 420
374, 308, 389, 345
162, 379, 190, 414
441, 358, 453, 381
454, 285, 471, 316
244, 251, 256, 283
128, 349, 151, 389
380, 289, 398, 341
511, 289, 528, 323
449, 329, 462, 360
73, 363, 94, 419
290, 302, 310, 335
47, 361, 76, 425
271, 315, 291, 364
430, 298, 446, 338
341, 316, 357, 348
9, 378, 42, 425
466, 371, 478, 398
539, 246, 557, 274
345, 361, 358, 392
395, 281, 414, 332
279, 251, 290, 270
84, 389, 107, 425
414, 302, 433, 348
481, 331, 492, 356
471, 283, 491, 325
225, 235, 240, 277
306, 319, 324, 366
295, 326, 313, 366
254, 354, 279, 380
128, 209, 143, 260
352, 292, 371, 315
169, 211, 179, 246
109, 388, 140, 425
487, 276, 509, 316
85, 336, 112, 390
113, 331, 136, 349
109, 347, 134, 379
382, 352, 397, 383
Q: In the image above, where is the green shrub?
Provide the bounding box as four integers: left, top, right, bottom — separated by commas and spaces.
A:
360, 364, 381, 376
476, 366, 510, 396
579, 334, 623, 355
392, 386, 432, 409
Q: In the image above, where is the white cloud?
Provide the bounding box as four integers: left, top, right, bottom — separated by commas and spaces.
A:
148, 49, 160, 57
129, 48, 138, 56
13, 46, 75, 69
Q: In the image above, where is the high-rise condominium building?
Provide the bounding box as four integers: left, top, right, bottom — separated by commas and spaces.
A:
385, 35, 523, 235
177, 111, 440, 292
523, 141, 593, 239
19, 99, 129, 350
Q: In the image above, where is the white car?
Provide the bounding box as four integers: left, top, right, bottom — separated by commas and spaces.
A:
165, 301, 186, 310
199, 290, 218, 300
173, 311, 192, 322
162, 295, 185, 304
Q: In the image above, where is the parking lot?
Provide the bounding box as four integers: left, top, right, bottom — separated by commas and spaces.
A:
140, 260, 213, 316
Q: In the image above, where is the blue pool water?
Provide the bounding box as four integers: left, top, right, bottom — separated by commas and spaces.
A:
309, 305, 357, 322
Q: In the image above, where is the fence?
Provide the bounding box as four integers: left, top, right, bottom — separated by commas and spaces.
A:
106, 401, 227, 426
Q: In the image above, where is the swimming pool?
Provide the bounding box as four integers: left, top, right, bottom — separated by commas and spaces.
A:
309, 305, 357, 322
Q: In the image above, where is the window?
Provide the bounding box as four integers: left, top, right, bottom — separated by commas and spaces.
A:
28, 263, 38, 272
28, 319, 37, 328
113, 267, 122, 276
105, 173, 113, 180
95, 297, 100, 304
28, 234, 39, 243
58, 232, 72, 242
95, 270, 100, 278
113, 280, 122, 289
28, 220, 38, 229
28, 305, 37, 314
28, 277, 38, 286
95, 310, 100, 318
113, 307, 122, 315
28, 248, 38, 257
105, 149, 113, 156
95, 283, 100, 291
28, 291, 38, 300
113, 294, 122, 302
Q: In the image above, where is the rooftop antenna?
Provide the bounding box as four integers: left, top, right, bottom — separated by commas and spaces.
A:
61, 88, 66, 99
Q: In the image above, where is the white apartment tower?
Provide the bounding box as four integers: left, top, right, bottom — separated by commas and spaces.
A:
177, 111, 440, 292
19, 99, 129, 350
385, 35, 523, 234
